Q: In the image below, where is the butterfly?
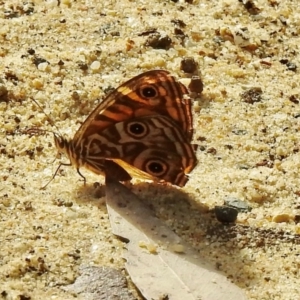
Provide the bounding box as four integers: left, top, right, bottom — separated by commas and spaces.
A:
52, 70, 197, 187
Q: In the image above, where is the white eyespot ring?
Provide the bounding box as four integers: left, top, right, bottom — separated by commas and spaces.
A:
145, 159, 167, 176
126, 121, 148, 138
140, 84, 158, 98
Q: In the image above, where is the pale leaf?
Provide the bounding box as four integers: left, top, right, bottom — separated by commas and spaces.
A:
105, 178, 247, 300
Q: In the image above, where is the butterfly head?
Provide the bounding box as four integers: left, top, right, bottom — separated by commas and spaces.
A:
53, 133, 70, 157
53, 133, 84, 172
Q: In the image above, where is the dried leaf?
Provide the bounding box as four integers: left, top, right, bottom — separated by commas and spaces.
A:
105, 178, 247, 300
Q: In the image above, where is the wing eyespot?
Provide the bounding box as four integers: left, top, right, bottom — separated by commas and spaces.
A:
140, 85, 158, 98
145, 159, 167, 176
126, 121, 148, 138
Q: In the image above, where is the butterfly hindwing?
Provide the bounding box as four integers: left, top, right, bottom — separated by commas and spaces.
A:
83, 115, 197, 187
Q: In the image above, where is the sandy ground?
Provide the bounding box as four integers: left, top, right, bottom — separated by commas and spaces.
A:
0, 0, 299, 299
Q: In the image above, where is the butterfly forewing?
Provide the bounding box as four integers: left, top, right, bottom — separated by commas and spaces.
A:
73, 70, 193, 147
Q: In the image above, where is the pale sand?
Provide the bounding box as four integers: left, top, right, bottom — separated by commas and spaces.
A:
0, 0, 299, 299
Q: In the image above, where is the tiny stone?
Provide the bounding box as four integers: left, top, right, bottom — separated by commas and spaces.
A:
145, 32, 172, 50
241, 87, 263, 104
207, 147, 217, 155
71, 91, 80, 101
90, 60, 101, 70
37, 62, 49, 71
170, 243, 185, 253
46, 0, 58, 7
232, 129, 247, 135
171, 19, 186, 28
0, 84, 8, 97
27, 48, 35, 55
286, 62, 297, 72
78, 61, 88, 71
241, 0, 261, 15
61, 0, 71, 6
272, 214, 292, 223
289, 95, 299, 104
33, 56, 49, 67
279, 58, 289, 65
32, 79, 44, 89
180, 57, 198, 74
215, 206, 238, 223
189, 76, 203, 94
224, 197, 252, 212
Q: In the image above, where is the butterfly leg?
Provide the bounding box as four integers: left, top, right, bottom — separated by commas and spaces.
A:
76, 168, 87, 185
41, 162, 72, 189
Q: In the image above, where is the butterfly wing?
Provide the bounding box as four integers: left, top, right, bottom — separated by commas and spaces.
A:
73, 70, 193, 147
83, 115, 197, 187
111, 142, 197, 187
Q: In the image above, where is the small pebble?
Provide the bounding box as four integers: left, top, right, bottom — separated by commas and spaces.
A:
180, 57, 198, 74
90, 60, 101, 70
145, 32, 172, 50
224, 197, 252, 212
37, 62, 49, 71
0, 84, 8, 97
215, 206, 238, 223
272, 214, 292, 223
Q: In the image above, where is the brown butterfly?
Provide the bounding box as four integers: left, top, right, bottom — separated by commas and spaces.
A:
52, 70, 197, 187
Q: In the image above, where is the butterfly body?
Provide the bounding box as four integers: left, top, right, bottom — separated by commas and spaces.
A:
54, 70, 197, 187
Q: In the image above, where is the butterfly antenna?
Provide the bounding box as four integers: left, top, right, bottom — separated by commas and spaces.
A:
40, 166, 61, 190
30, 97, 62, 135
29, 97, 69, 189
